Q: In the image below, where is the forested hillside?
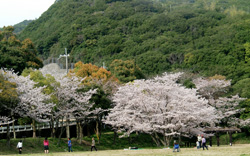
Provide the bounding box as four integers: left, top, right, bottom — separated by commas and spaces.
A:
19, 0, 250, 87
13, 20, 33, 34
0, 20, 33, 34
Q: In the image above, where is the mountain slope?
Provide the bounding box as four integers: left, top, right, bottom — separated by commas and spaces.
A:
18, 0, 250, 82
13, 20, 33, 34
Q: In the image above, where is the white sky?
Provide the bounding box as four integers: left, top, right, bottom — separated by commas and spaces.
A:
0, 0, 55, 27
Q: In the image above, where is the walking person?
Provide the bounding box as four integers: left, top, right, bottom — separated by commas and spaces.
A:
16, 140, 23, 154
197, 134, 202, 149
68, 138, 73, 152
43, 137, 49, 154
202, 136, 208, 150
91, 137, 97, 151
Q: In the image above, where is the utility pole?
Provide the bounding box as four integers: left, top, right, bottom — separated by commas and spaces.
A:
58, 48, 70, 74
103, 62, 106, 69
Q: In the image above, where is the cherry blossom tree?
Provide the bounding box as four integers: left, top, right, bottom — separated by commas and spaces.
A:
41, 64, 114, 142
1, 68, 55, 138
104, 72, 219, 146
193, 77, 245, 127
0, 116, 14, 126
0, 90, 10, 126
193, 77, 231, 101
211, 95, 245, 126
192, 76, 248, 146
0, 69, 19, 142
0, 116, 15, 147
53, 74, 97, 141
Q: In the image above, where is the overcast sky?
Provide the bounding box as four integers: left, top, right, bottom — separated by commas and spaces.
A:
0, 0, 55, 28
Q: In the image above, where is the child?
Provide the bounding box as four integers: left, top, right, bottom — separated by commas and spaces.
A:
43, 137, 49, 153
196, 140, 199, 149
16, 140, 23, 154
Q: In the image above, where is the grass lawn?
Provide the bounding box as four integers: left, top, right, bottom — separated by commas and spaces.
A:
2, 132, 250, 156
1, 144, 250, 156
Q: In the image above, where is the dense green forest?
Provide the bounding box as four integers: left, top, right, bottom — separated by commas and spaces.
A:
0, 20, 33, 34
18, 0, 250, 95
0, 26, 43, 74
13, 20, 34, 34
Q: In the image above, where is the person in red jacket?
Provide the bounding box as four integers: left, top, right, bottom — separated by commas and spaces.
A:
43, 137, 49, 154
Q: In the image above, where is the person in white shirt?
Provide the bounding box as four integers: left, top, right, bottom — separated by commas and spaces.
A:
16, 140, 23, 154
197, 134, 202, 148
196, 140, 199, 149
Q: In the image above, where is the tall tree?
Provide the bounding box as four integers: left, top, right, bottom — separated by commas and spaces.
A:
109, 59, 145, 83
0, 26, 42, 74
22, 68, 60, 138
193, 76, 245, 127
53, 74, 97, 141
71, 61, 119, 142
4, 69, 55, 138
104, 72, 219, 146
72, 61, 119, 86
0, 69, 19, 144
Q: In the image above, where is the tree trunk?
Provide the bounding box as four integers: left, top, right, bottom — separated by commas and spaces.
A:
216, 132, 220, 146
209, 136, 212, 147
12, 116, 16, 139
96, 120, 100, 143
6, 123, 10, 147
58, 117, 65, 146
163, 135, 167, 147
32, 119, 36, 138
229, 132, 232, 146
55, 118, 59, 138
99, 122, 102, 143
66, 115, 70, 139
113, 130, 117, 144
76, 121, 80, 140
154, 133, 166, 146
50, 116, 55, 138
151, 134, 160, 147
87, 124, 90, 137
166, 136, 171, 147
79, 123, 83, 144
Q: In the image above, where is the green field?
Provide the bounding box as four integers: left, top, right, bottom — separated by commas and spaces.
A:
2, 144, 250, 156
2, 132, 250, 156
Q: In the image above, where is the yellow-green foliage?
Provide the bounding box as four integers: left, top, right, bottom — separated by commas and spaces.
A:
0, 26, 43, 74
209, 74, 226, 80
22, 68, 59, 105
0, 74, 18, 106
224, 5, 245, 17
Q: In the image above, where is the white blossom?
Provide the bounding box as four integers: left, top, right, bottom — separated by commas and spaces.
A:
104, 72, 219, 139
1, 68, 55, 122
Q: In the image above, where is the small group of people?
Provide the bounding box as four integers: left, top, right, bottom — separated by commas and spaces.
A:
196, 134, 208, 150
63, 137, 98, 152
68, 137, 98, 152
16, 137, 98, 154
172, 134, 208, 152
